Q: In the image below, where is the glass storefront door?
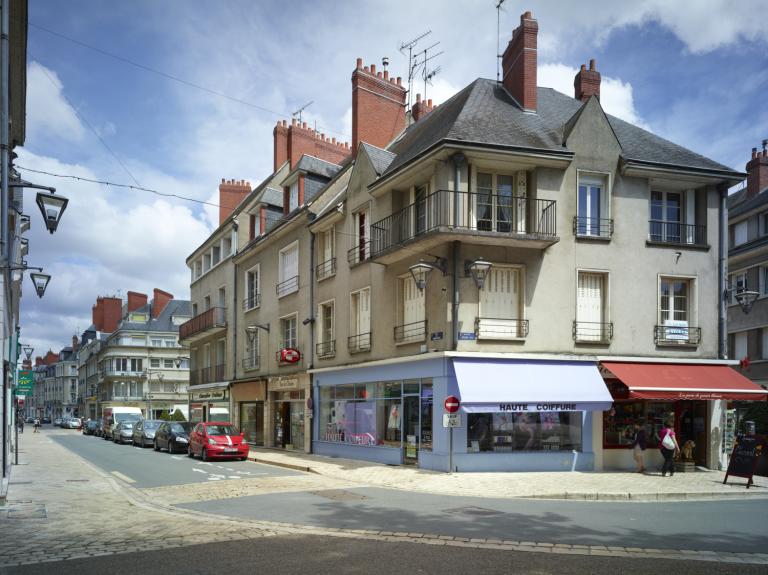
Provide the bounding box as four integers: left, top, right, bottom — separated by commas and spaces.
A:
240, 402, 264, 445
403, 395, 420, 464
274, 400, 305, 451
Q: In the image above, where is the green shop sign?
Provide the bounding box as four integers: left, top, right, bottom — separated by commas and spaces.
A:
16, 370, 33, 396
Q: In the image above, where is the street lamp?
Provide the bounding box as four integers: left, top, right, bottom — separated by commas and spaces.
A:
465, 258, 493, 289
174, 356, 189, 369
6, 263, 51, 298
21, 344, 33, 361
725, 288, 760, 315
8, 180, 69, 235
408, 258, 447, 291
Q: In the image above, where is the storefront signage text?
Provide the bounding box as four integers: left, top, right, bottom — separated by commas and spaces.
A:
498, 403, 577, 412
271, 377, 299, 390
193, 391, 225, 400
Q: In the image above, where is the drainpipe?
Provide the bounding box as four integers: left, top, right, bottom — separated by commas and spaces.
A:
231, 221, 239, 383
1, 0, 10, 478
718, 183, 728, 359
308, 227, 315, 370
451, 153, 465, 351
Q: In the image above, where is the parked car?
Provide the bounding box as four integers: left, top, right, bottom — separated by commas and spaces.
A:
53, 418, 62, 426
188, 422, 249, 461
83, 420, 99, 435
154, 421, 191, 453
132, 420, 162, 448
66, 417, 82, 429
25, 417, 34, 423
94, 421, 104, 437
113, 421, 135, 444
42, 416, 51, 424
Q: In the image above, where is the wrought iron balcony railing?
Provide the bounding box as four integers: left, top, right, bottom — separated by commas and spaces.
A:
242, 293, 260, 311
348, 333, 372, 353
573, 321, 613, 343
394, 320, 427, 344
370, 190, 557, 257
475, 317, 529, 340
189, 364, 226, 386
179, 307, 226, 341
241, 356, 260, 371
347, 240, 371, 266
648, 221, 706, 246
316, 257, 337, 280
573, 216, 613, 239
276, 275, 299, 297
316, 340, 336, 359
654, 324, 701, 346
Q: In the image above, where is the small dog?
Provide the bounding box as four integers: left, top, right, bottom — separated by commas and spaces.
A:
681, 439, 696, 461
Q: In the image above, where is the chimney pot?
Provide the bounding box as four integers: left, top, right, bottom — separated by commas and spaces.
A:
377, 72, 382, 78
428, 99, 432, 107
523, 10, 532, 18
291, 118, 297, 126
502, 11, 539, 111
416, 93, 422, 103
753, 147, 758, 159
370, 64, 376, 74
356, 57, 363, 69
589, 58, 596, 70
364, 66, 370, 73
302, 122, 307, 130
580, 64, 586, 72
384, 71, 389, 80
332, 137, 336, 144
396, 76, 402, 85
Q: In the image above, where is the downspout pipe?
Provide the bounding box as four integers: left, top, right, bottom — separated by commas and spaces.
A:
308, 225, 315, 370
231, 221, 239, 381
718, 183, 728, 359
1, 0, 10, 478
451, 153, 465, 351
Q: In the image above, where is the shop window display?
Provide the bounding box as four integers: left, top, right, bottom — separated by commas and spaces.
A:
603, 401, 674, 448
467, 412, 582, 452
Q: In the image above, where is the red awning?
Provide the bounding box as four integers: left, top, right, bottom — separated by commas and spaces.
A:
601, 362, 768, 401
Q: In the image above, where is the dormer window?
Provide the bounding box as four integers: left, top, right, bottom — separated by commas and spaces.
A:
289, 180, 300, 212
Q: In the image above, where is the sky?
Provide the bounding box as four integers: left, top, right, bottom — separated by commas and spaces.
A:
16, 0, 768, 358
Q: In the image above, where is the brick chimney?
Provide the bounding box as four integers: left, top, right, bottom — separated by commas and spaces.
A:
44, 350, 59, 365
92, 297, 104, 331
273, 118, 350, 172
219, 179, 251, 225
127, 291, 148, 312
351, 58, 407, 153
412, 94, 434, 122
274, 119, 289, 171
101, 297, 122, 333
574, 59, 601, 102
501, 11, 539, 112
746, 141, 768, 199
152, 288, 174, 319
72, 335, 79, 352
35, 356, 43, 367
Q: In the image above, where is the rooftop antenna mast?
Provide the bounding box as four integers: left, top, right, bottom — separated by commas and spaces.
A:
292, 100, 313, 125
423, 64, 442, 102
419, 42, 443, 101
399, 30, 431, 111
496, 0, 507, 82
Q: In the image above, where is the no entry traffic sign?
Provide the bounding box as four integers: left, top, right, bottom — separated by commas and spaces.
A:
444, 395, 460, 413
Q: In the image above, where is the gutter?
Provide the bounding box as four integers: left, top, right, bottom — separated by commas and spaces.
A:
718, 183, 728, 359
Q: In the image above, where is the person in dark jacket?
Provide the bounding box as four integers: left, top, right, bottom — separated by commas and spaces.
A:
632, 420, 647, 473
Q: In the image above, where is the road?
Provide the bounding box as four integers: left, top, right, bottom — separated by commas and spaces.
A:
52, 432, 768, 555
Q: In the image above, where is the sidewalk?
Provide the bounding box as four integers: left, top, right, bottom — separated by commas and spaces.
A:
247, 447, 768, 501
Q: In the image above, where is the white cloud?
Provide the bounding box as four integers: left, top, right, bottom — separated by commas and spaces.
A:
26, 61, 86, 143
538, 63, 650, 130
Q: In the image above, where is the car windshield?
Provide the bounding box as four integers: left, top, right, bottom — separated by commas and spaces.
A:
143, 421, 161, 430
205, 425, 238, 436
122, 423, 133, 429
119, 414, 142, 423
171, 422, 190, 433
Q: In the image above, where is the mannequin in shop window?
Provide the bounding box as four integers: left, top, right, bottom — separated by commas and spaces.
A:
387, 403, 400, 441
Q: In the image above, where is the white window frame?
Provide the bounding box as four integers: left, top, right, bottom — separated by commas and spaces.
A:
150, 358, 160, 369
576, 171, 611, 238
278, 241, 300, 297
244, 327, 259, 370
760, 266, 768, 297
397, 273, 426, 344
317, 226, 336, 281
317, 299, 336, 358
163, 359, 174, 369
734, 220, 748, 246
352, 205, 370, 262
657, 275, 697, 342
476, 264, 526, 340
574, 268, 610, 342
289, 179, 299, 212
734, 331, 748, 361
280, 313, 298, 350
730, 271, 748, 305
349, 287, 371, 352
245, 264, 261, 310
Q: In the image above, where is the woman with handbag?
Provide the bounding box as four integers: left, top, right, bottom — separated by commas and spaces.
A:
659, 419, 679, 477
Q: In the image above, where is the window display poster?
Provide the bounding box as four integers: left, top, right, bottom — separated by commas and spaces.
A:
406, 434, 417, 458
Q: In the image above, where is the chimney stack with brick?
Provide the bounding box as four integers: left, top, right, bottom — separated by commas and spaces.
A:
273, 118, 350, 173
412, 94, 435, 122
746, 140, 768, 199
352, 57, 407, 153
501, 11, 539, 112
35, 356, 43, 367
92, 296, 122, 333
219, 179, 252, 225
127, 291, 148, 312
574, 59, 601, 102
152, 288, 174, 319
72, 335, 79, 352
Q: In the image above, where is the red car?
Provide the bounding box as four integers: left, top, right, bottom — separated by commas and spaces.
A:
187, 422, 249, 461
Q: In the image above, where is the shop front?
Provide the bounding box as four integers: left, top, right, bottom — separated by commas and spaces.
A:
188, 382, 231, 423
231, 378, 266, 446
312, 354, 612, 472
266, 374, 311, 452
599, 361, 768, 471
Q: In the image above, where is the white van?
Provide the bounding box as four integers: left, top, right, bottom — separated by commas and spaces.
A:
102, 407, 143, 440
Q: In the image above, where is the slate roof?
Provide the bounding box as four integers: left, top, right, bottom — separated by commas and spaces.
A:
289, 155, 342, 180
360, 142, 396, 176
118, 299, 192, 333
381, 78, 740, 181
727, 186, 768, 219
260, 187, 283, 208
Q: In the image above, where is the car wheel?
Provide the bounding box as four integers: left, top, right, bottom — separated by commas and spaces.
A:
153, 440, 159, 452
167, 441, 174, 454
201, 448, 209, 462
187, 445, 194, 458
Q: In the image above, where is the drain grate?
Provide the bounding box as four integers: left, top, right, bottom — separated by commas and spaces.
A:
9, 481, 32, 485
66, 479, 89, 482
4, 502, 47, 519
309, 489, 368, 502
443, 506, 505, 517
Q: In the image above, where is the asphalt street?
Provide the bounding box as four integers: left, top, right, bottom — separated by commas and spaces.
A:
50, 430, 300, 488
56, 430, 768, 555
1, 534, 765, 575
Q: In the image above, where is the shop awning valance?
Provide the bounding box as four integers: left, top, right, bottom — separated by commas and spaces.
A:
601, 362, 768, 401
452, 359, 613, 413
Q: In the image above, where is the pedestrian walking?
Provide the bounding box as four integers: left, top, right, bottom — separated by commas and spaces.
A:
632, 420, 647, 473
659, 419, 679, 477
17, 418, 24, 434
33, 417, 40, 433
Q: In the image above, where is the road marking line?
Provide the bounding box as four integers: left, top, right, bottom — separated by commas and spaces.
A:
228, 476, 241, 479
192, 468, 208, 474
171, 456, 184, 460
110, 471, 135, 484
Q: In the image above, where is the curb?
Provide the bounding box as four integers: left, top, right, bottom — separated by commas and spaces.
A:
247, 454, 317, 474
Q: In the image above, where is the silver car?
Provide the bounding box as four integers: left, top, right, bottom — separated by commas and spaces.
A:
113, 421, 135, 444
132, 419, 162, 448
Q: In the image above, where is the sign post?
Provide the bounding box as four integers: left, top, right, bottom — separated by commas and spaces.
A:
443, 395, 460, 473
723, 434, 764, 488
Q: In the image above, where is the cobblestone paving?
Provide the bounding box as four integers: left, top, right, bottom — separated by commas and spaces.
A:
1, 430, 767, 569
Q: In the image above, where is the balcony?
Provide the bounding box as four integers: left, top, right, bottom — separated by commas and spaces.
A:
371, 190, 558, 264
179, 307, 226, 343
573, 321, 613, 344
189, 364, 226, 386
347, 240, 371, 266
316, 257, 336, 280
654, 325, 701, 347
316, 340, 336, 359
573, 216, 613, 240
100, 367, 145, 379
647, 221, 707, 248
276, 275, 299, 297
242, 356, 260, 371
242, 293, 260, 311
348, 333, 371, 353
475, 318, 529, 340
394, 320, 427, 344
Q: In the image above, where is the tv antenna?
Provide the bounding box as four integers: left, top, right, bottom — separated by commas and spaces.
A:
496, 0, 507, 82
399, 30, 431, 111
292, 100, 313, 124
423, 64, 442, 101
